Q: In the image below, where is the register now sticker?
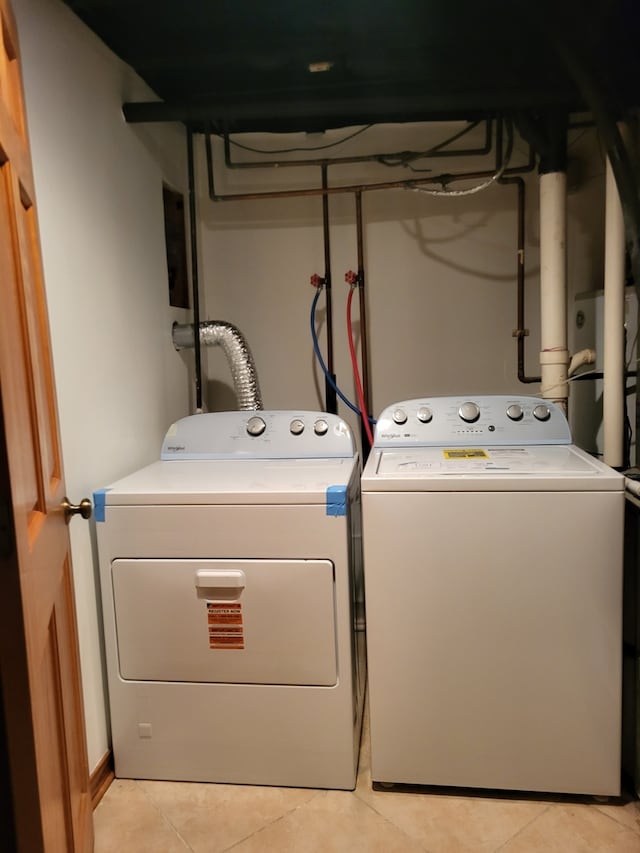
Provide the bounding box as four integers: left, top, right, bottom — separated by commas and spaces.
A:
207, 601, 244, 650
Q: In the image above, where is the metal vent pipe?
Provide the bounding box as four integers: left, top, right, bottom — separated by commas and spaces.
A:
173, 321, 263, 410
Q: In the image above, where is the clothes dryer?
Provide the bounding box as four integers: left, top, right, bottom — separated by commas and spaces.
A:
95, 411, 365, 789
361, 395, 623, 796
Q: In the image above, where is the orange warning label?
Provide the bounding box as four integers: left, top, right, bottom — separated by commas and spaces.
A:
210, 636, 245, 649
207, 601, 244, 649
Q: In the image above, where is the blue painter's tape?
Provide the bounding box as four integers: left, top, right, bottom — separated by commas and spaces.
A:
326, 485, 347, 517
92, 488, 111, 523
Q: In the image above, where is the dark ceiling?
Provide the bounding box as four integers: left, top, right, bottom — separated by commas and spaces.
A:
62, 0, 640, 134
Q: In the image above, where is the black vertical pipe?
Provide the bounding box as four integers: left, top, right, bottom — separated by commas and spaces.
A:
355, 191, 372, 454
498, 175, 541, 383
321, 164, 337, 413
498, 116, 540, 383
187, 127, 203, 411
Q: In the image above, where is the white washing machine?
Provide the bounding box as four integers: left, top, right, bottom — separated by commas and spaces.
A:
361, 395, 624, 796
95, 410, 366, 790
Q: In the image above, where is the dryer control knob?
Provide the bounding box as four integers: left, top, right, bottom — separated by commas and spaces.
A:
246, 416, 266, 436
506, 404, 523, 421
314, 418, 329, 436
290, 418, 305, 435
417, 406, 433, 423
392, 408, 407, 425
458, 401, 480, 423
533, 404, 551, 422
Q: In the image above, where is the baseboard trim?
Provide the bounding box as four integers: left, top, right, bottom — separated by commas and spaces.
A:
90, 750, 114, 809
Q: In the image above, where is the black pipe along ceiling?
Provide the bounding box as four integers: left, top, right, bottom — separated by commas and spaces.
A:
61, 0, 640, 133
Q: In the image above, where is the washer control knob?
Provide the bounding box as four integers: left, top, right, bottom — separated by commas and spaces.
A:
458, 401, 480, 423
392, 408, 407, 425
289, 418, 305, 435
417, 406, 433, 423
246, 416, 266, 437
533, 404, 551, 422
314, 418, 329, 436
506, 404, 523, 421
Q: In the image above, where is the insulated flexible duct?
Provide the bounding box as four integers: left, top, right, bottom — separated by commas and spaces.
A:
172, 321, 263, 410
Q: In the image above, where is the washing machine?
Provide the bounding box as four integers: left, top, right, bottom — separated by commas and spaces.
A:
94, 410, 366, 790
361, 395, 624, 796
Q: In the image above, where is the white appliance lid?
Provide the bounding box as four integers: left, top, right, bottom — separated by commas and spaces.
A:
95, 456, 357, 509
362, 444, 623, 492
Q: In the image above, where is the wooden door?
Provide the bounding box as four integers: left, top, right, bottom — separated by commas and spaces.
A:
0, 1, 93, 850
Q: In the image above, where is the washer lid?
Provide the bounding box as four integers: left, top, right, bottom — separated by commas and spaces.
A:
362, 444, 623, 492
98, 456, 358, 507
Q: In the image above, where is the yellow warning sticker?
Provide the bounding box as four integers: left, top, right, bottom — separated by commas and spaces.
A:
443, 448, 489, 459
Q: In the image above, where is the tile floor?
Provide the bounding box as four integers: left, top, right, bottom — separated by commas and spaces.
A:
95, 706, 640, 853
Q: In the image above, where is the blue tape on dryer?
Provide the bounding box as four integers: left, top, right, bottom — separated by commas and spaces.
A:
93, 488, 111, 522
326, 485, 347, 516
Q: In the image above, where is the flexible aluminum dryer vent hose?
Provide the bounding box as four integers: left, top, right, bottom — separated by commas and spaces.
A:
172, 321, 263, 411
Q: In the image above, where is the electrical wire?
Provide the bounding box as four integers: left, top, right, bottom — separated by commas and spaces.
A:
222, 119, 483, 162
310, 287, 361, 416
539, 367, 609, 397
346, 287, 374, 448
407, 121, 514, 197
375, 120, 483, 167
222, 124, 373, 155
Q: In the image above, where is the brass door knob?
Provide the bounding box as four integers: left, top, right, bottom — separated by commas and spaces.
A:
62, 497, 93, 523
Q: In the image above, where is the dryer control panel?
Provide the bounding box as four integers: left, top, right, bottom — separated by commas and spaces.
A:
161, 411, 355, 459
374, 396, 572, 447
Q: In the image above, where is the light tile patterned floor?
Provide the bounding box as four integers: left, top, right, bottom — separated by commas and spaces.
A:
94, 708, 640, 853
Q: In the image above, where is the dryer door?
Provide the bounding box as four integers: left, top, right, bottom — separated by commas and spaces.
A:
111, 558, 337, 685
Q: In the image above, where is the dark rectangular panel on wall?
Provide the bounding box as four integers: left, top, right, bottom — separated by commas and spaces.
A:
163, 185, 189, 309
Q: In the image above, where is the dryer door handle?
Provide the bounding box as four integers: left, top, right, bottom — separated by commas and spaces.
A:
195, 569, 246, 589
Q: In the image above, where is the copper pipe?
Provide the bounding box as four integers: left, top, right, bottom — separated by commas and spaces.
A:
205, 132, 535, 203
497, 119, 540, 383
221, 120, 492, 171
498, 174, 540, 384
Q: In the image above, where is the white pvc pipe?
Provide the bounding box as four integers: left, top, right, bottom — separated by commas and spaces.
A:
603, 150, 626, 468
539, 171, 569, 411
568, 348, 596, 377
625, 476, 640, 498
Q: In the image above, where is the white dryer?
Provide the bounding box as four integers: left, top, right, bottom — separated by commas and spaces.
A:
95, 411, 366, 790
361, 395, 624, 796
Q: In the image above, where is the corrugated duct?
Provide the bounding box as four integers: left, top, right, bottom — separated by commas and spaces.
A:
172, 321, 263, 410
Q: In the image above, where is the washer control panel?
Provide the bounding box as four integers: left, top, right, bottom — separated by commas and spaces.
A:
161, 411, 355, 459
374, 396, 571, 447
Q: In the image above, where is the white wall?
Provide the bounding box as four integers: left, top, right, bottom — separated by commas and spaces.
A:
15, 0, 192, 771
197, 123, 605, 448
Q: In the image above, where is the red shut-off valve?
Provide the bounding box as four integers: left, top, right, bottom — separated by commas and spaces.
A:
310, 273, 325, 289
345, 270, 360, 286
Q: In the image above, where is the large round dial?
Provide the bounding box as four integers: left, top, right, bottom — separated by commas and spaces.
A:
289, 418, 305, 435
417, 406, 433, 423
246, 416, 266, 436
533, 404, 551, 422
506, 404, 523, 421
458, 401, 480, 423
392, 408, 407, 425
314, 418, 329, 436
